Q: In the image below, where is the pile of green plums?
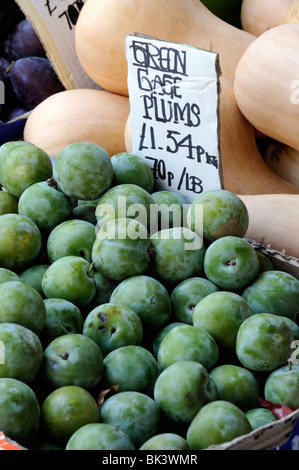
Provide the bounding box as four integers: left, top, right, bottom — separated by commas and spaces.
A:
0, 140, 298, 451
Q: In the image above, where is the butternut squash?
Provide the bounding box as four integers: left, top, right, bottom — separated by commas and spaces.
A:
241, 0, 292, 36
74, 0, 255, 96
239, 194, 299, 259
261, 140, 299, 187
125, 77, 299, 195
23, 89, 130, 158
234, 23, 299, 152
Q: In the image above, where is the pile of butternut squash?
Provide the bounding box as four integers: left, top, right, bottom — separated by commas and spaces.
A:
23, 0, 299, 258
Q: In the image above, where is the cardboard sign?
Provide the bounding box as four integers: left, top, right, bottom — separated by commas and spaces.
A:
15, 0, 100, 90
126, 34, 223, 202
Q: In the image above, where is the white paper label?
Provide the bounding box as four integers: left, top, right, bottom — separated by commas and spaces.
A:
16, 0, 100, 90
126, 34, 223, 202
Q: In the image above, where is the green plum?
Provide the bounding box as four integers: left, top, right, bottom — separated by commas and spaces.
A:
20, 264, 49, 297
236, 313, 294, 372
99, 391, 161, 448
0, 141, 52, 197
95, 183, 156, 230
0, 378, 40, 445
153, 360, 218, 425
0, 267, 22, 284
203, 236, 260, 291
92, 217, 150, 281
72, 204, 97, 225
103, 345, 160, 394
157, 324, 219, 371
39, 298, 84, 347
186, 400, 252, 450
152, 322, 184, 359
256, 251, 273, 272
245, 408, 277, 430
41, 385, 99, 445
42, 333, 103, 391
0, 214, 42, 271
187, 189, 249, 242
53, 142, 113, 200
192, 291, 253, 355
264, 363, 299, 409
111, 152, 155, 193
42, 256, 96, 309
149, 227, 206, 285
47, 219, 96, 263
82, 303, 143, 357
0, 280, 46, 334
18, 180, 73, 231
209, 364, 260, 411
139, 433, 190, 450
109, 275, 171, 331
171, 277, 219, 325
0, 191, 18, 215
86, 271, 118, 311
0, 322, 43, 384
151, 190, 189, 232
242, 270, 299, 322
65, 423, 135, 450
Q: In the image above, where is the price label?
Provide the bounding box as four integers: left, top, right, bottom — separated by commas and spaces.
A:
126, 34, 223, 202
15, 0, 100, 90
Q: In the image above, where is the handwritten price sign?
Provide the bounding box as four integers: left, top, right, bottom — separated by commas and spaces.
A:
126, 34, 223, 202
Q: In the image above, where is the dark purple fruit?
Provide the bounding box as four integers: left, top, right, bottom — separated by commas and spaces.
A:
4, 19, 46, 61
9, 57, 64, 110
0, 1, 25, 40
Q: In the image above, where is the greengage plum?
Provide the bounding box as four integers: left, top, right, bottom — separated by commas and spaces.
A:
187, 189, 249, 242
157, 324, 219, 371
203, 236, 260, 291
86, 271, 118, 311
0, 378, 40, 446
42, 333, 103, 391
171, 277, 219, 325
192, 291, 253, 355
0, 141, 52, 197
153, 360, 218, 425
0, 322, 43, 384
242, 270, 299, 322
47, 219, 96, 263
42, 256, 96, 309
103, 345, 160, 394
20, 264, 49, 297
0, 191, 18, 214
41, 386, 99, 445
65, 423, 135, 450
209, 364, 260, 411
186, 400, 252, 450
40, 298, 84, 347
152, 322, 184, 359
151, 190, 189, 232
245, 408, 277, 430
236, 313, 294, 372
0, 267, 22, 284
99, 391, 161, 448
18, 180, 73, 232
0, 280, 46, 334
111, 153, 154, 193
109, 275, 171, 331
264, 363, 299, 409
139, 433, 190, 450
82, 303, 143, 356
53, 142, 113, 200
149, 227, 206, 285
9, 57, 64, 110
92, 218, 150, 281
72, 204, 97, 225
95, 183, 155, 231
